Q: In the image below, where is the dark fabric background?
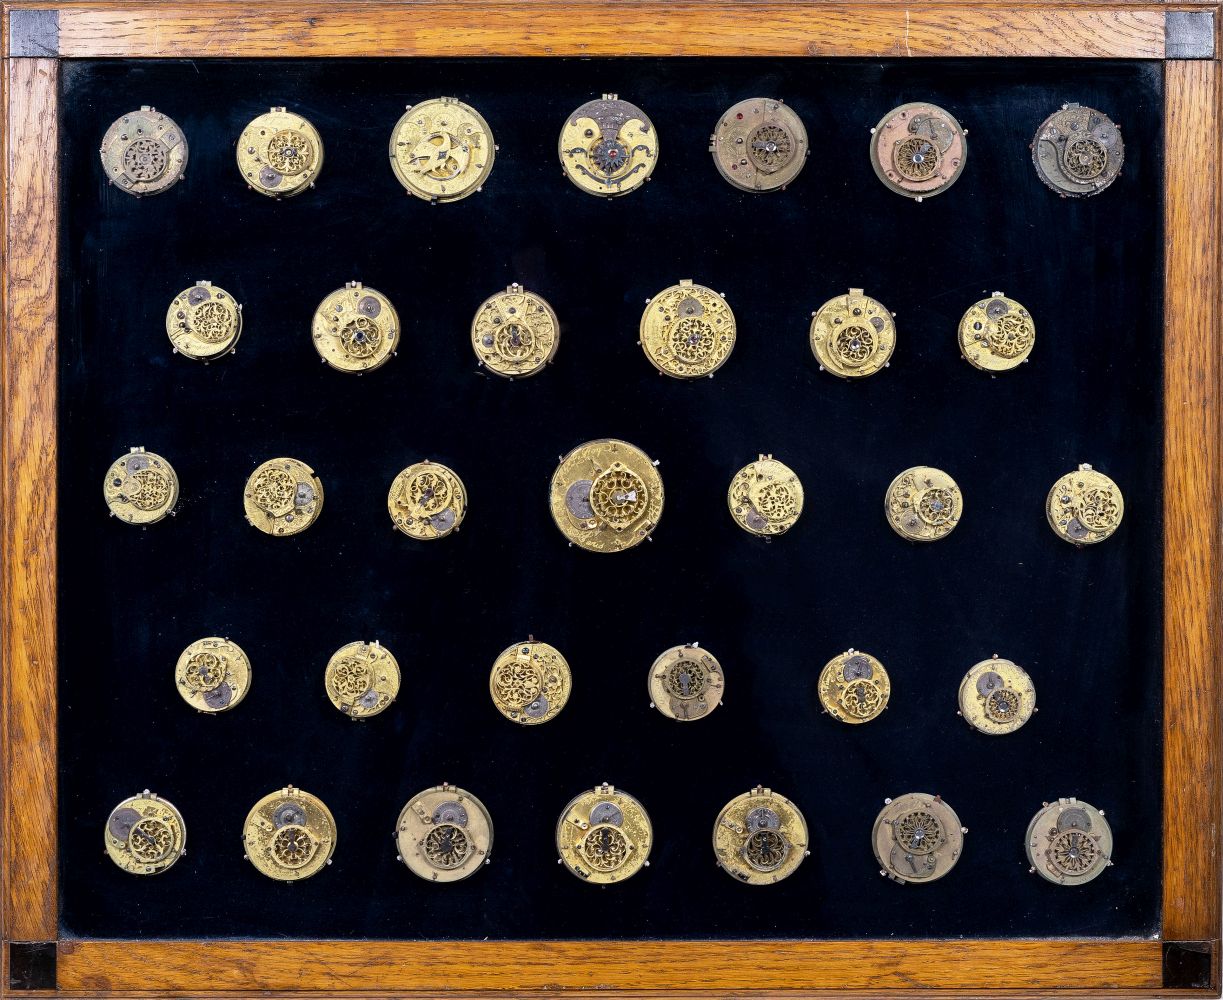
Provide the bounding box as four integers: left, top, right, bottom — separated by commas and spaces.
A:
57, 58, 1163, 940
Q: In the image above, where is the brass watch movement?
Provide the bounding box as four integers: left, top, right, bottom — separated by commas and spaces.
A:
958, 655, 1036, 735
388, 460, 467, 539
244, 458, 324, 536
471, 283, 560, 378
166, 281, 242, 360
100, 106, 188, 197
648, 642, 724, 722
396, 783, 494, 883
809, 288, 896, 379
958, 292, 1034, 372
728, 454, 804, 536
312, 281, 399, 373
713, 785, 809, 885
559, 94, 658, 197
549, 439, 663, 552
556, 783, 652, 884
175, 636, 251, 713
870, 102, 967, 200
710, 98, 808, 193
390, 97, 496, 203
105, 790, 187, 875
236, 107, 323, 197
639, 279, 736, 378
1032, 103, 1124, 198
885, 466, 962, 542
818, 648, 890, 724
873, 792, 966, 884
104, 447, 179, 525
1046, 464, 1124, 545
242, 785, 336, 881
489, 637, 572, 725
1025, 797, 1114, 886
324, 640, 400, 719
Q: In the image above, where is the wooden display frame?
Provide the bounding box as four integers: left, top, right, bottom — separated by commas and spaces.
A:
1, 2, 1219, 996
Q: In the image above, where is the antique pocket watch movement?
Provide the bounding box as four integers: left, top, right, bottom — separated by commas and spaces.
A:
1046, 464, 1124, 545
809, 288, 896, 379
244, 457, 324, 536
959, 292, 1034, 371
1025, 797, 1114, 886
312, 281, 399, 373
324, 640, 400, 719
871, 103, 967, 200
104, 447, 179, 525
489, 637, 572, 725
242, 785, 336, 881
550, 439, 663, 552
175, 637, 251, 713
236, 107, 323, 197
873, 792, 966, 884
105, 790, 186, 875
388, 460, 467, 539
728, 455, 803, 537
166, 280, 242, 360
713, 785, 809, 885
1032, 103, 1124, 198
556, 783, 652, 884
818, 649, 890, 724
958, 655, 1036, 735
648, 642, 724, 722
559, 94, 658, 197
710, 98, 809, 193
886, 466, 962, 542
390, 97, 496, 203
471, 283, 560, 378
100, 106, 188, 197
639, 279, 736, 378
396, 783, 494, 882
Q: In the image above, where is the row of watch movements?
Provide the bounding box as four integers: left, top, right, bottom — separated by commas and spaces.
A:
165, 280, 1035, 378
101, 98, 1123, 201
104, 445, 1125, 547
105, 784, 1114, 888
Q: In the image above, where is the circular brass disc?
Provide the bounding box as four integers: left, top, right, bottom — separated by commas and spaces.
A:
1025, 797, 1114, 886
243, 457, 324, 537
236, 107, 323, 198
312, 281, 399, 374
728, 455, 804, 536
175, 637, 251, 713
105, 790, 186, 875
648, 643, 724, 722
388, 461, 467, 540
103, 447, 179, 525
556, 783, 652, 884
242, 785, 336, 881
1046, 464, 1124, 545
711, 97, 808, 193
809, 288, 896, 379
165, 281, 242, 360
396, 784, 494, 883
959, 293, 1034, 372
489, 638, 571, 725
640, 279, 736, 378
325, 641, 400, 719
818, 649, 890, 724
958, 656, 1036, 735
1032, 103, 1124, 199
99, 106, 188, 197
872, 792, 965, 884
713, 785, 809, 885
870, 102, 967, 200
390, 97, 496, 203
559, 94, 658, 198
471, 283, 559, 378
886, 466, 962, 542
549, 439, 664, 553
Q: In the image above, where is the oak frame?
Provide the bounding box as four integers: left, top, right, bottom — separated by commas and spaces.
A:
2, 2, 1219, 996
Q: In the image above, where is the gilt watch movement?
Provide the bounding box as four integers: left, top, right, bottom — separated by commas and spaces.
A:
390, 97, 496, 203
713, 785, 809, 885
1032, 103, 1124, 198
809, 288, 896, 378
242, 785, 336, 881
324, 640, 400, 719
244, 458, 324, 536
871, 102, 967, 200
388, 460, 467, 539
105, 790, 187, 875
710, 98, 808, 193
556, 783, 652, 884
471, 283, 560, 378
728, 454, 804, 536
165, 281, 243, 361
236, 107, 323, 197
550, 439, 663, 552
312, 281, 399, 373
818, 649, 890, 724
559, 94, 658, 197
489, 636, 572, 725
175, 636, 251, 713
958, 655, 1036, 735
100, 106, 188, 197
1025, 797, 1114, 886
886, 466, 962, 542
873, 792, 966, 884
648, 642, 724, 722
640, 279, 736, 378
959, 292, 1034, 371
396, 783, 494, 882
104, 447, 179, 525
1046, 464, 1124, 545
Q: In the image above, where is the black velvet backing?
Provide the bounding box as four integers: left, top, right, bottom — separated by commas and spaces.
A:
58, 58, 1163, 940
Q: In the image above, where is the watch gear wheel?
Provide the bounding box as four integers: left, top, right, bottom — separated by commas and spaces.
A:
324, 641, 400, 719
1025, 797, 1114, 886
818, 649, 890, 724
1046, 464, 1124, 545
312, 281, 400, 373
242, 786, 336, 881
640, 280, 736, 378
809, 288, 897, 379
559, 94, 658, 198
390, 97, 496, 203
873, 792, 965, 884
395, 783, 494, 883
871, 102, 967, 200
236, 107, 323, 198
103, 447, 179, 525
728, 454, 804, 536
556, 784, 652, 884
959, 292, 1035, 371
489, 637, 572, 725
99, 106, 188, 197
886, 466, 962, 542
388, 460, 467, 540
175, 637, 252, 713
1032, 103, 1124, 198
165, 280, 243, 360
648, 643, 725, 722
713, 785, 809, 885
244, 457, 324, 537
471, 283, 560, 378
550, 439, 663, 553
104, 790, 187, 875
710, 97, 808, 193
957, 655, 1036, 735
